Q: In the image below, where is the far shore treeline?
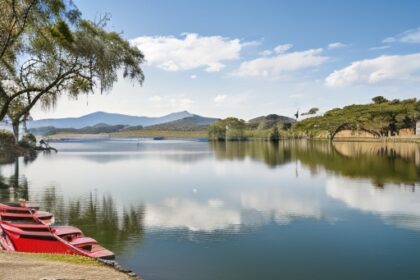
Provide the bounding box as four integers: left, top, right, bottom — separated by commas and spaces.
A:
207, 96, 419, 141
19, 96, 420, 143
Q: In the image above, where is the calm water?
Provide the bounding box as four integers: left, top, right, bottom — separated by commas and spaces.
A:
1, 139, 420, 280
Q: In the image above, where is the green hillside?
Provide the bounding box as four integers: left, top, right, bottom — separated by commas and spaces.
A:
248, 114, 296, 130
143, 115, 218, 131
292, 97, 420, 139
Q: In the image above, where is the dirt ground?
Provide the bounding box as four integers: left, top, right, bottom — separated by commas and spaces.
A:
0, 252, 136, 280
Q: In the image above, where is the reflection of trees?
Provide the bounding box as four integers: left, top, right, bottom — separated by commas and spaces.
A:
0, 154, 146, 255
296, 141, 420, 185
40, 187, 145, 255
210, 141, 292, 167
209, 140, 420, 185
0, 157, 29, 201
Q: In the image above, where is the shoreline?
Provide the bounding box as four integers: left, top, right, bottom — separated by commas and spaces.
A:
0, 251, 142, 280
44, 132, 420, 144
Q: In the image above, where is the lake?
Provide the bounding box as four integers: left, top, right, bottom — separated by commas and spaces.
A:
1, 139, 420, 280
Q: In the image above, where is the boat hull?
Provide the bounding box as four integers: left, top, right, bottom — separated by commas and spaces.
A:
0, 202, 114, 260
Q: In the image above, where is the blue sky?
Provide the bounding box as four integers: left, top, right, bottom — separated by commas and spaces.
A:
32, 0, 420, 120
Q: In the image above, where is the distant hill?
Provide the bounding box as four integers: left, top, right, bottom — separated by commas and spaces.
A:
28, 111, 194, 129
248, 114, 296, 130
144, 115, 218, 131
30, 123, 127, 136
29, 113, 218, 135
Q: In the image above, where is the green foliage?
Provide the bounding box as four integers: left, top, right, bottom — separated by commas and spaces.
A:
301, 107, 320, 116
372, 96, 389, 104
30, 124, 126, 136
0, 0, 145, 140
209, 114, 295, 141
293, 98, 420, 138
0, 129, 15, 147
269, 126, 280, 141
208, 117, 247, 141
19, 133, 37, 147
144, 116, 217, 131
248, 114, 295, 130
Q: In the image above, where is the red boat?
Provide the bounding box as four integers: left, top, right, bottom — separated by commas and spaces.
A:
0, 202, 54, 225
0, 202, 114, 260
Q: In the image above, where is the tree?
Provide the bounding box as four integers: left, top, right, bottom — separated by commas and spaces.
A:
301, 107, 319, 116
372, 96, 388, 104
269, 126, 280, 141
1, 0, 81, 119
1, 1, 145, 142
208, 117, 247, 141
293, 98, 419, 139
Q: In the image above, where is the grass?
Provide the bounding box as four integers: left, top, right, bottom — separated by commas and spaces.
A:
47, 129, 419, 143
111, 129, 208, 138
27, 252, 101, 266
47, 130, 208, 139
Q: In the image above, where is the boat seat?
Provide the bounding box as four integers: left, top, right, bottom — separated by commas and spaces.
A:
0, 213, 35, 218
70, 237, 98, 247
1, 223, 54, 237
7, 223, 49, 231
0, 203, 32, 213
53, 226, 82, 236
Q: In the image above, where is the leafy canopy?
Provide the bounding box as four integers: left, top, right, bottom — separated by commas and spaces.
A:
0, 0, 145, 133
293, 97, 420, 138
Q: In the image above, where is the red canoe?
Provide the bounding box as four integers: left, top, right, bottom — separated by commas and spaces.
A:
0, 202, 114, 260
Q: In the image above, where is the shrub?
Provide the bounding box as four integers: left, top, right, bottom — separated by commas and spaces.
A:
19, 133, 37, 148
0, 129, 15, 147
269, 126, 280, 141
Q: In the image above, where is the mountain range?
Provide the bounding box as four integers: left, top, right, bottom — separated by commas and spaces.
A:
28, 111, 297, 136
145, 115, 218, 131
28, 111, 194, 129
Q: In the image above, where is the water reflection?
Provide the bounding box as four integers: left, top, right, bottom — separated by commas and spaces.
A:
326, 176, 420, 231
145, 198, 241, 232
0, 155, 145, 254
210, 140, 420, 185
211, 141, 292, 167
35, 187, 145, 254
1, 139, 420, 280
0, 158, 29, 201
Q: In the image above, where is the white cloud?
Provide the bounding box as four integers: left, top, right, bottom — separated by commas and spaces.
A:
400, 27, 420, 43
148, 95, 162, 102
233, 48, 328, 78
326, 177, 420, 231
240, 189, 321, 224
148, 94, 194, 109
288, 93, 304, 99
144, 198, 241, 232
131, 33, 244, 72
274, 44, 293, 54
170, 97, 194, 108
259, 50, 272, 56
382, 37, 396, 43
327, 42, 346, 50
383, 27, 420, 44
369, 45, 391, 51
214, 94, 227, 103
325, 53, 420, 87
190, 74, 197, 79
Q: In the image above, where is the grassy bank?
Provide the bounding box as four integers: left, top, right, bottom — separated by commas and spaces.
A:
47, 130, 208, 139
0, 251, 139, 280
45, 131, 420, 144
112, 129, 207, 138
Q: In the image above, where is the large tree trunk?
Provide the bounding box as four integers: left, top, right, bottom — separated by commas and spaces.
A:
12, 122, 19, 144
